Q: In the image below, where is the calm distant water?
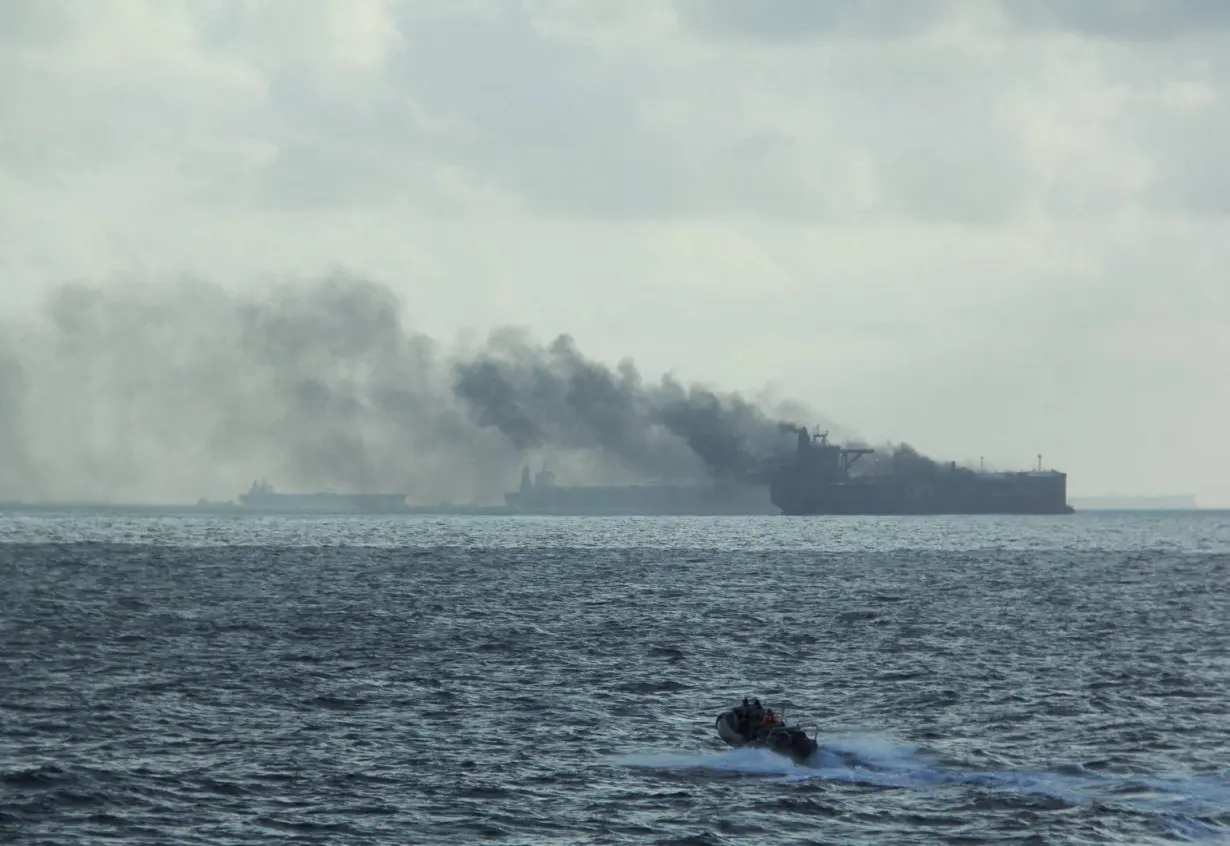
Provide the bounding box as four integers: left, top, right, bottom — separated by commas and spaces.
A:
2, 510, 1228, 845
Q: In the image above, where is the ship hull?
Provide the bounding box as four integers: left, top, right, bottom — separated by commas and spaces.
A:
770, 474, 1075, 516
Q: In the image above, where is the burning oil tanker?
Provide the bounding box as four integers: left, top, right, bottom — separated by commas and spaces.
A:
500, 427, 1074, 517
766, 427, 1074, 516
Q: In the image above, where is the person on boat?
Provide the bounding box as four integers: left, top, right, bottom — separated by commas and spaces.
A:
732, 699, 750, 735
732, 698, 762, 737
762, 709, 782, 726
743, 700, 775, 738
746, 699, 766, 728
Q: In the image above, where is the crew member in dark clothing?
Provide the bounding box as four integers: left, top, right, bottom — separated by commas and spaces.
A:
742, 698, 766, 738
733, 698, 751, 735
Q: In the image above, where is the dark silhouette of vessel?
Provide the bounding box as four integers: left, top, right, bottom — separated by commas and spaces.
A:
222, 424, 1075, 518
715, 699, 818, 765
237, 479, 413, 513
768, 427, 1074, 515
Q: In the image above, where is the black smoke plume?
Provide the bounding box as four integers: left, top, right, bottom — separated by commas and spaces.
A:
779, 425, 983, 480
0, 272, 817, 504
452, 332, 798, 482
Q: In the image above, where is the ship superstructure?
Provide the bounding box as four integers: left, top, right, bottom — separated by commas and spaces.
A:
768, 427, 1074, 515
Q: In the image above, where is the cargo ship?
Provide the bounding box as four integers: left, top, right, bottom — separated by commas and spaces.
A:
237, 479, 413, 513
235, 479, 509, 515
768, 427, 1074, 515
504, 466, 779, 515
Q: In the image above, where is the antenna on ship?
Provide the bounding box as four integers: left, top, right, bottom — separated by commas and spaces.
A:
1037, 453, 1042, 471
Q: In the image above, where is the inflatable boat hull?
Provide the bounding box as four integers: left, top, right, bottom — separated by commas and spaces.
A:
715, 709, 818, 765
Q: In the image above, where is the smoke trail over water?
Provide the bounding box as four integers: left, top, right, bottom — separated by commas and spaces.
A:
453, 332, 803, 483
0, 273, 820, 504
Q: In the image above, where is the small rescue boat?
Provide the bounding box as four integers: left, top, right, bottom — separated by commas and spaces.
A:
714, 698, 818, 765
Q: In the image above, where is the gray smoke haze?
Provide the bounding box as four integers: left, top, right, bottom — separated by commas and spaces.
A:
852, 441, 979, 478
777, 426, 982, 481
0, 272, 827, 504
454, 332, 803, 483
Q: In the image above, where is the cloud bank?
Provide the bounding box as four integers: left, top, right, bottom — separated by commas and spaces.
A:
2, 0, 1228, 503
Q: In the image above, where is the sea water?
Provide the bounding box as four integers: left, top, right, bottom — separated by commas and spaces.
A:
2, 510, 1227, 844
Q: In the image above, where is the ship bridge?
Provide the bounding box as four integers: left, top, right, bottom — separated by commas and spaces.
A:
794, 427, 873, 481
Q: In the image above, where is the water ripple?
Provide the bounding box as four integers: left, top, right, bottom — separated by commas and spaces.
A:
1, 512, 1228, 844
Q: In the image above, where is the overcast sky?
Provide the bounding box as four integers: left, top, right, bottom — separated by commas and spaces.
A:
2, 0, 1228, 505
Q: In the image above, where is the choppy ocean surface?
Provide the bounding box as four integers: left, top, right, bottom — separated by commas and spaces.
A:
2, 510, 1228, 845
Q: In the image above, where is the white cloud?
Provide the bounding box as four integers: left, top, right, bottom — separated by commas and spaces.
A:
1, 0, 1228, 503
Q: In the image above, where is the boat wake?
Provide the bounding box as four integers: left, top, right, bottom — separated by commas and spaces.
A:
611, 734, 1230, 842
611, 735, 945, 786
